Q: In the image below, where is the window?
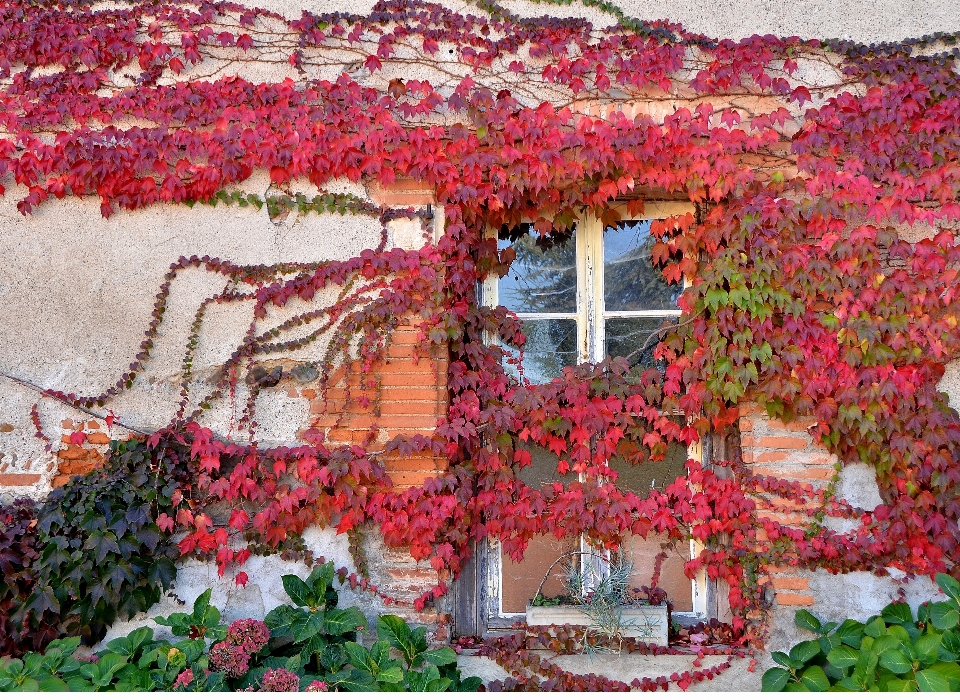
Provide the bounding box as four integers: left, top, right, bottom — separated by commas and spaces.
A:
472, 203, 708, 631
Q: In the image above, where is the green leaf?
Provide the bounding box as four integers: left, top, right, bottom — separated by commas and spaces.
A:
264, 605, 296, 636
38, 677, 69, 692
826, 646, 860, 669
377, 615, 420, 666
65, 677, 94, 692
864, 617, 886, 638
458, 675, 483, 692
339, 670, 379, 692
929, 602, 960, 631
879, 648, 912, 674
929, 662, 960, 690
795, 609, 822, 634
282, 574, 314, 608
344, 641, 374, 674
881, 602, 913, 626
771, 651, 794, 668
18, 678, 40, 693
871, 634, 902, 656
915, 669, 951, 692
935, 574, 960, 603
835, 620, 865, 648
761, 666, 792, 691
800, 665, 830, 691
192, 589, 213, 621
942, 631, 960, 655
853, 648, 879, 686
789, 640, 821, 666
324, 607, 366, 636
883, 679, 917, 691
291, 610, 326, 644
915, 633, 942, 665
376, 666, 404, 684
421, 647, 457, 667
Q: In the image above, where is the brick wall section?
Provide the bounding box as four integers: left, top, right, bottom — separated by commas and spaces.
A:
53, 419, 111, 488
301, 325, 449, 489
739, 403, 839, 609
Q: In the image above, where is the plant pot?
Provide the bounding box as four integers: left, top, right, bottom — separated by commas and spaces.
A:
525, 603, 669, 646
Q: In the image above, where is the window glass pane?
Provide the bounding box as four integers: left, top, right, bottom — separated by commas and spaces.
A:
603, 220, 682, 311
604, 316, 673, 370
608, 442, 688, 498
501, 444, 578, 614
624, 535, 694, 611
498, 229, 577, 313
504, 318, 577, 384
611, 444, 693, 611
501, 535, 579, 613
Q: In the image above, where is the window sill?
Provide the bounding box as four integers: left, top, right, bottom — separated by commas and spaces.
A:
525, 603, 669, 646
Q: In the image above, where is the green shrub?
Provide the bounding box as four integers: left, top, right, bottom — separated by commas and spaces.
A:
0, 562, 481, 692
762, 573, 960, 692
15, 436, 190, 646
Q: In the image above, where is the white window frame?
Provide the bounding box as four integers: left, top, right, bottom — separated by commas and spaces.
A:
480, 202, 708, 627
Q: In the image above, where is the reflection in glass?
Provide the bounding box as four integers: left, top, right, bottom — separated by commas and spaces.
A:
498, 229, 577, 314
503, 318, 577, 384
604, 220, 682, 311
604, 316, 673, 371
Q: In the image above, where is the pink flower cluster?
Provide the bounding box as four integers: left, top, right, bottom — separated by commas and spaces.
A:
226, 618, 270, 654
260, 668, 300, 692
208, 641, 251, 679
305, 680, 329, 692
173, 669, 194, 690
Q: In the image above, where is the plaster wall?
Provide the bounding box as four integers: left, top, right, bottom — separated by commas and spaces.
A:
0, 0, 959, 692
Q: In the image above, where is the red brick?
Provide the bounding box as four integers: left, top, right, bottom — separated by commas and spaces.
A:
301, 388, 317, 400
58, 445, 87, 460
379, 359, 446, 374
51, 476, 70, 488
738, 418, 754, 431
61, 419, 75, 429
774, 577, 810, 591
381, 387, 446, 402
797, 452, 836, 465
757, 436, 809, 449
382, 457, 448, 472
0, 473, 40, 486
389, 472, 441, 488
776, 592, 816, 606
754, 451, 790, 462
760, 511, 809, 526
87, 432, 111, 445
86, 421, 100, 430
768, 418, 816, 432
380, 401, 444, 416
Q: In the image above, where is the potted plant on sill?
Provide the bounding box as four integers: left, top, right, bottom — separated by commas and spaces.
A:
525, 552, 670, 651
